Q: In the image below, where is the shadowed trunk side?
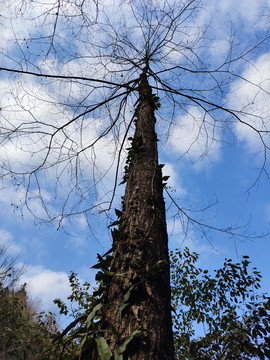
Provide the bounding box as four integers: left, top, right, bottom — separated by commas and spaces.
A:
98, 69, 175, 359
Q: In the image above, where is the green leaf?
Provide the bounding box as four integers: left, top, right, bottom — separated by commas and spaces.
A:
119, 285, 135, 316
95, 337, 112, 360
92, 253, 112, 271
108, 220, 121, 228
102, 246, 114, 257
111, 228, 120, 242
149, 259, 167, 271
86, 303, 103, 329
114, 273, 128, 279
114, 353, 124, 360
123, 285, 135, 303
109, 322, 121, 337
80, 333, 88, 354
118, 328, 142, 354
95, 271, 105, 281
115, 209, 122, 217
119, 302, 129, 316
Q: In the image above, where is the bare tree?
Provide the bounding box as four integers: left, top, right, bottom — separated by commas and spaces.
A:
0, 0, 269, 358
0, 244, 24, 289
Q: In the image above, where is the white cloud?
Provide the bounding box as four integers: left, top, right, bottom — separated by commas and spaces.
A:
209, 39, 230, 59
19, 264, 98, 316
0, 0, 99, 54
0, 73, 124, 220
0, 228, 21, 255
227, 52, 270, 151
206, 0, 268, 28
168, 107, 221, 166
0, 183, 56, 223
1, 0, 269, 223
20, 266, 71, 310
0, 76, 117, 175
162, 163, 186, 196
167, 218, 220, 255
0, 228, 13, 244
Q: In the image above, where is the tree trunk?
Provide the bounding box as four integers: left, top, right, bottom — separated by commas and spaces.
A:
99, 70, 175, 359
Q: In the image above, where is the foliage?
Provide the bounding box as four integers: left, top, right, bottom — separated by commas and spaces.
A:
0, 246, 77, 360
4, 244, 267, 359
3, 243, 268, 360
1, 285, 56, 359
53, 248, 270, 360
0, 244, 25, 288
53, 271, 102, 359
170, 247, 270, 360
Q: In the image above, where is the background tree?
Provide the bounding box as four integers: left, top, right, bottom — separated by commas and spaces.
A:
0, 244, 24, 289
0, 0, 270, 358
171, 248, 270, 360
0, 245, 78, 359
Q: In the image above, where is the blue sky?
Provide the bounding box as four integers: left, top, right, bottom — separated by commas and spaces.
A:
0, 0, 270, 323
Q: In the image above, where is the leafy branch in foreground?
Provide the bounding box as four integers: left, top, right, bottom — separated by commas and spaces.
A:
53, 247, 270, 360
171, 248, 270, 360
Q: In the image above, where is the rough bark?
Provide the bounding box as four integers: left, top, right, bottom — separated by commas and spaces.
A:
98, 69, 175, 359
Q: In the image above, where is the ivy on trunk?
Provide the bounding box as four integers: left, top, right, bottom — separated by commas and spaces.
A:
92, 69, 175, 359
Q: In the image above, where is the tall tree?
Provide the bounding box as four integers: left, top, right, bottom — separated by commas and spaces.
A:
0, 0, 269, 358
97, 69, 175, 358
